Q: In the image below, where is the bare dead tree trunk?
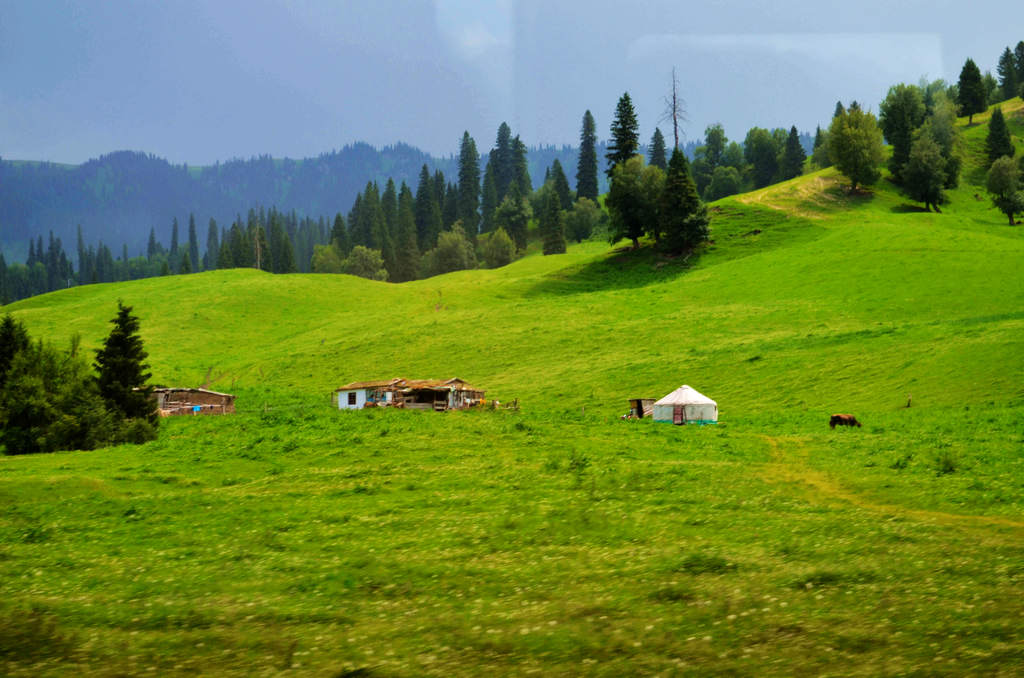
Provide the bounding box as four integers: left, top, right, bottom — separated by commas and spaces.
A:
661, 67, 688, 149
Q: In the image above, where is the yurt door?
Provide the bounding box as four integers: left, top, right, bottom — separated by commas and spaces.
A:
673, 405, 684, 425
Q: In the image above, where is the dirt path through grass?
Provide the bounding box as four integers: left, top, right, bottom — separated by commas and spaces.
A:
759, 435, 1024, 530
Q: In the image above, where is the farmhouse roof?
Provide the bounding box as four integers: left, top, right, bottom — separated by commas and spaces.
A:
145, 387, 235, 398
335, 377, 480, 392
654, 385, 716, 407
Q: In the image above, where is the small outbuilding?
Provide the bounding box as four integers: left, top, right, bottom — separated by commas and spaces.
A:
652, 385, 717, 425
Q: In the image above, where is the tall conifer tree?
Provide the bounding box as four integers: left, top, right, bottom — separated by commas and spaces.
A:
187, 214, 200, 273
659, 148, 709, 254
414, 164, 442, 251
204, 218, 219, 271
492, 122, 514, 200
986, 106, 1014, 164
997, 47, 1019, 101
607, 92, 640, 177
394, 183, 420, 282
457, 131, 481, 238
549, 159, 573, 210
512, 136, 531, 195
648, 127, 668, 170
94, 302, 158, 424
957, 58, 987, 124
780, 126, 807, 180
576, 110, 599, 202
481, 163, 498, 233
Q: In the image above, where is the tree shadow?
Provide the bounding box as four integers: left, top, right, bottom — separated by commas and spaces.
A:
524, 244, 698, 297
890, 203, 931, 214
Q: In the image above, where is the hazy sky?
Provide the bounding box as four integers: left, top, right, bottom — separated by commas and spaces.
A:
2, 0, 1020, 164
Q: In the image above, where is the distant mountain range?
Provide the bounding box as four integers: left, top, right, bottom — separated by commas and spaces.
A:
0, 141, 628, 260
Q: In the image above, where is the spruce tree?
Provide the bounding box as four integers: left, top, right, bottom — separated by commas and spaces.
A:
538, 189, 566, 255
394, 184, 420, 282
1016, 42, 1024, 89
986, 106, 1014, 164
576, 110, 599, 202
607, 92, 640, 177
414, 164, 442, 251
0, 314, 30, 390
481, 163, 498, 233
997, 47, 1019, 102
381, 179, 398, 239
0, 254, 7, 305
492, 122, 514, 200
94, 302, 158, 424
331, 213, 350, 256
204, 218, 219, 271
512, 136, 531, 195
169, 217, 180, 272
780, 125, 807, 180
457, 131, 481, 238
659, 148, 709, 254
957, 58, 987, 124
180, 252, 192, 274
549, 159, 573, 210
648, 127, 668, 170
146, 227, 159, 260
442, 182, 459, 230
187, 214, 200, 273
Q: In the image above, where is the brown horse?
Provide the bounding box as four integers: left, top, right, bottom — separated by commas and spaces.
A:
829, 413, 861, 429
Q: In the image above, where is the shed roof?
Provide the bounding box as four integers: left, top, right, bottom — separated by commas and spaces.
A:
335, 377, 480, 392
654, 385, 716, 407
148, 387, 235, 398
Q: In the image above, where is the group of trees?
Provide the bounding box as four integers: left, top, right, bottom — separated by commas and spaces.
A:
310, 118, 609, 281
604, 93, 710, 253
0, 303, 157, 455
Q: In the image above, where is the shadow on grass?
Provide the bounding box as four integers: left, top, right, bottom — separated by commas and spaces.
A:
524, 244, 698, 297
890, 203, 931, 214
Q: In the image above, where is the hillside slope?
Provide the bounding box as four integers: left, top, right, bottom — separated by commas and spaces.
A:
1, 104, 1023, 677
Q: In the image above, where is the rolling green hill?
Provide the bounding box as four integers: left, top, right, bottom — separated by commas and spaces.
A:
1, 102, 1022, 676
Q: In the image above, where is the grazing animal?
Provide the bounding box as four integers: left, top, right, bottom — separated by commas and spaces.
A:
830, 413, 861, 429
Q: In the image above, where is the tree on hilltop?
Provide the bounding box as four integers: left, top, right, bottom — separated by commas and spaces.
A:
827, 105, 885, 192
457, 132, 481, 239
607, 92, 640, 178
957, 58, 987, 124
780, 126, 807, 181
879, 83, 926, 183
659, 147, 709, 254
986, 106, 1014, 165
997, 47, 1019, 102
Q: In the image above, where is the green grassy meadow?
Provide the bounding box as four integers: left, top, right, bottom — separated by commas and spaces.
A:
1, 102, 1023, 676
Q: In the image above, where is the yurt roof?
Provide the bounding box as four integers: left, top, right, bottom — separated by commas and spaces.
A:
653, 385, 716, 406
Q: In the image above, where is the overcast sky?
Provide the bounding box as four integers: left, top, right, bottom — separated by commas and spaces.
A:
1, 0, 1020, 164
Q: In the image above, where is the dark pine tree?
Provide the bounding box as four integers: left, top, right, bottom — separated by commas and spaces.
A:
481, 162, 498, 233
997, 46, 1019, 101
549, 159, 573, 210
94, 302, 158, 424
491, 122, 514, 200
576, 110, 599, 202
442, 182, 459, 230
539, 190, 567, 255
780, 125, 807, 180
659, 148, 709, 254
169, 217, 180, 272
607, 92, 640, 177
187, 214, 200, 273
331, 213, 351, 256
648, 127, 668, 170
394, 183, 420, 282
986, 106, 1014, 164
414, 164, 442, 251
0, 314, 31, 390
958, 58, 987, 124
204, 218, 219, 271
512, 136, 531, 195
457, 131, 481, 238
1016, 41, 1024, 89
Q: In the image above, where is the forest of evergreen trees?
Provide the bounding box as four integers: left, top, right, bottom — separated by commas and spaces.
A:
4, 38, 1022, 304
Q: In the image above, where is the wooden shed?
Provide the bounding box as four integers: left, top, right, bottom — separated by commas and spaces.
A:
152, 388, 236, 416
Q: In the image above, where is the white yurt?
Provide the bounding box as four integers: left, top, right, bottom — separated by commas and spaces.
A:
652, 385, 718, 425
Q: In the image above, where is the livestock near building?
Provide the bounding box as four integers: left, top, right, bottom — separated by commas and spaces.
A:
829, 413, 862, 428
653, 385, 718, 425
334, 377, 485, 412
151, 388, 236, 416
